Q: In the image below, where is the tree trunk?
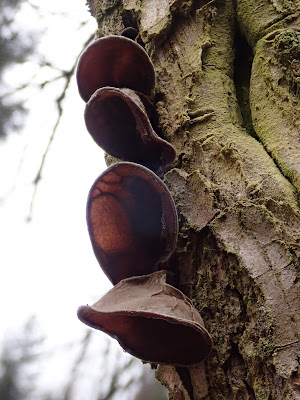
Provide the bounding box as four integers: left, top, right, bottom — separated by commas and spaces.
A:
86, 0, 300, 398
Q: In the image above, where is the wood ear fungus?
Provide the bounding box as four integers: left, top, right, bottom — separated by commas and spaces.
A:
84, 87, 176, 171
76, 35, 155, 102
121, 27, 139, 41
87, 162, 178, 285
77, 270, 213, 366
76, 33, 213, 365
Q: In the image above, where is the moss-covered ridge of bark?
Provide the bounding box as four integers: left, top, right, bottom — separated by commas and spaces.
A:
273, 28, 300, 97
151, 2, 300, 215
250, 28, 300, 195
236, 0, 300, 48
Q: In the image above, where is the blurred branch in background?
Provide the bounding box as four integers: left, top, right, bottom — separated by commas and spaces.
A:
62, 330, 93, 400
133, 367, 168, 400
28, 33, 94, 221
51, 329, 167, 400
0, 319, 167, 400
0, 0, 94, 218
0, 316, 44, 400
0, 0, 37, 138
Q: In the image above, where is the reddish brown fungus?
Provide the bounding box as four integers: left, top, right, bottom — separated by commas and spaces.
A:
77, 271, 213, 366
87, 162, 178, 285
76, 35, 155, 102
84, 87, 176, 171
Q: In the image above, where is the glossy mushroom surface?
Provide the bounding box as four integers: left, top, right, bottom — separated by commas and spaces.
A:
87, 162, 178, 285
85, 87, 176, 171
76, 35, 155, 102
77, 271, 213, 366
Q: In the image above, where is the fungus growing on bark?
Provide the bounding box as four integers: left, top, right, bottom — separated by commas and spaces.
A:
77, 271, 213, 366
76, 35, 155, 102
121, 27, 139, 41
87, 162, 178, 285
84, 87, 176, 170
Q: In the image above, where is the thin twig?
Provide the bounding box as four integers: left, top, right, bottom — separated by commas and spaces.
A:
63, 330, 92, 400
97, 357, 136, 400
0, 73, 67, 99
27, 33, 94, 221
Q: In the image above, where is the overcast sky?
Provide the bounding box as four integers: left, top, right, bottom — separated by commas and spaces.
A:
0, 0, 113, 354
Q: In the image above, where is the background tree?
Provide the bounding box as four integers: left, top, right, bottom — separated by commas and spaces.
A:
0, 317, 44, 400
0, 320, 165, 400
0, 0, 36, 138
84, 0, 300, 399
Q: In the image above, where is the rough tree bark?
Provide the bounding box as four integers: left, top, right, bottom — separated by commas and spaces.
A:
86, 0, 300, 398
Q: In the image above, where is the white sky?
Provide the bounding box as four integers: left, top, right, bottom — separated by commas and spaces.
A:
0, 0, 125, 382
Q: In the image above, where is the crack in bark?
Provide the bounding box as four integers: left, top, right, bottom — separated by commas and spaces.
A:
176, 367, 195, 400
262, 12, 299, 36
233, 29, 256, 139
233, 26, 300, 203
274, 340, 300, 350
261, 144, 300, 201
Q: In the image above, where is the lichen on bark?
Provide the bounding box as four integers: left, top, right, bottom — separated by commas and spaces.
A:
87, 0, 300, 398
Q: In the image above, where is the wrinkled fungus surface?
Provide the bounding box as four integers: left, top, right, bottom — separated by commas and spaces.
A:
87, 163, 178, 284
85, 87, 176, 171
78, 271, 212, 365
76, 35, 155, 102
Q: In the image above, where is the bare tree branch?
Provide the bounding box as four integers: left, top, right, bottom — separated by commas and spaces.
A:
27, 33, 94, 221
62, 330, 92, 400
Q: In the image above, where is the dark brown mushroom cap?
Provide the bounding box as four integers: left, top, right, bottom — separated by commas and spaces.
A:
76, 36, 155, 102
84, 87, 176, 171
77, 270, 213, 366
121, 27, 139, 41
87, 162, 178, 285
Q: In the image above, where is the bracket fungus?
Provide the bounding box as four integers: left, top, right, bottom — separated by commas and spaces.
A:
76, 35, 155, 102
78, 270, 213, 366
87, 162, 178, 285
84, 87, 176, 170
